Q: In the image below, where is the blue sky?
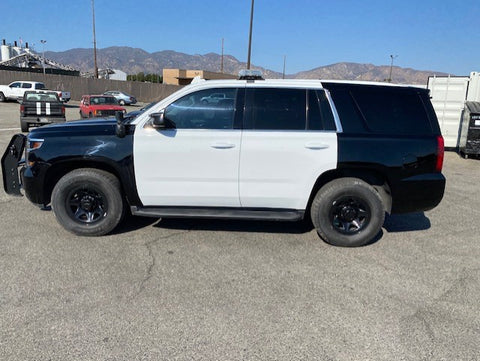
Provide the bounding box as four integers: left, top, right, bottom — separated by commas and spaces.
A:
1, 0, 479, 75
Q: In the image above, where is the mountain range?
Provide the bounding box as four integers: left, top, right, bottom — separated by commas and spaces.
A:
45, 46, 448, 84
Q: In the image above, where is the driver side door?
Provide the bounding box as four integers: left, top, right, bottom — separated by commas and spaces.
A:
134, 87, 244, 207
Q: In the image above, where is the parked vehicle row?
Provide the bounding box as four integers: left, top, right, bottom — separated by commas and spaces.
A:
0, 81, 135, 106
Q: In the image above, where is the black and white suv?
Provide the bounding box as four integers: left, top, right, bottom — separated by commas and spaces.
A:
2, 73, 445, 247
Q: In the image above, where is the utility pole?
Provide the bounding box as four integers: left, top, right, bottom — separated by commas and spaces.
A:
282, 55, 286, 79
40, 39, 47, 76
221, 38, 224, 73
388, 54, 398, 83
92, 0, 98, 78
246, 0, 255, 69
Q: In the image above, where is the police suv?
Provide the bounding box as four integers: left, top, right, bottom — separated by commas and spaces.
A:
2, 71, 446, 247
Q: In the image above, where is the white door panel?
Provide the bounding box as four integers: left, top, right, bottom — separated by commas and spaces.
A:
239, 131, 337, 209
134, 128, 241, 207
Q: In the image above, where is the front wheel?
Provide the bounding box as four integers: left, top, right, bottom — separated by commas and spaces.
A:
0, 92, 5, 102
310, 178, 385, 247
51, 169, 124, 236
119, 100, 125, 105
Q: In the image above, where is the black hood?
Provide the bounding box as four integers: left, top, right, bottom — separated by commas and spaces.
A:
28, 118, 119, 138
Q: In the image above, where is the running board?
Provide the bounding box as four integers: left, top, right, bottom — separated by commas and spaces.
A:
131, 206, 304, 221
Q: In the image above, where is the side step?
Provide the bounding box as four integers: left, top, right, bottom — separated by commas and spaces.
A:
131, 206, 305, 222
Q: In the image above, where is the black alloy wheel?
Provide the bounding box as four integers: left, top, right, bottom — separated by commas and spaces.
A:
66, 187, 108, 224
329, 196, 370, 234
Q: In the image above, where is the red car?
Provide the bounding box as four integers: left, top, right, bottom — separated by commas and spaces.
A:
79, 95, 126, 118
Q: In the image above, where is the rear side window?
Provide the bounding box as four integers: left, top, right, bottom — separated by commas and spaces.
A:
22, 83, 32, 89
35, 83, 46, 90
245, 88, 306, 130
351, 88, 432, 134
307, 90, 337, 131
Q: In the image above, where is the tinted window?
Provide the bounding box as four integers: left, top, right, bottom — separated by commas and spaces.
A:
307, 90, 337, 131
35, 83, 45, 90
351, 88, 432, 134
324, 88, 366, 133
165, 88, 236, 129
245, 88, 306, 130
10, 82, 21, 88
22, 83, 32, 89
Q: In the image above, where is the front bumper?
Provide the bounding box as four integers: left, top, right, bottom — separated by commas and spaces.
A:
20, 165, 50, 205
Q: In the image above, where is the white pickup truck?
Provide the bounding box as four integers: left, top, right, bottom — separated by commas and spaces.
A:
0, 81, 71, 103
0, 81, 47, 102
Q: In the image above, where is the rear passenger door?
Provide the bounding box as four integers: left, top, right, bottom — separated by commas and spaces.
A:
239, 87, 339, 210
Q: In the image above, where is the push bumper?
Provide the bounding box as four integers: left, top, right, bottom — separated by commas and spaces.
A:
1, 134, 26, 196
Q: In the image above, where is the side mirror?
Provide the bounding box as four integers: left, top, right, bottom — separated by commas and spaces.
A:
151, 112, 176, 129
115, 111, 126, 138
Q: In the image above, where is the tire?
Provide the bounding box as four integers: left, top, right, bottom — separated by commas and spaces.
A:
310, 177, 385, 247
88, 112, 93, 118
20, 121, 29, 132
0, 92, 5, 102
119, 100, 125, 106
51, 168, 124, 236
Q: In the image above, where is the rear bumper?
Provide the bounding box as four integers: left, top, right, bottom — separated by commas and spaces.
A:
21, 116, 66, 126
391, 173, 446, 214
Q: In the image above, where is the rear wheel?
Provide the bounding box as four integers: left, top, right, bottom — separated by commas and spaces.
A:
51, 169, 124, 236
310, 177, 385, 247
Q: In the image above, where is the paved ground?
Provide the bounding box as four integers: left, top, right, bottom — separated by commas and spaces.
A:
0, 100, 479, 360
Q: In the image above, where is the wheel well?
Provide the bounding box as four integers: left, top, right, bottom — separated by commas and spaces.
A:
306, 168, 392, 216
43, 161, 123, 205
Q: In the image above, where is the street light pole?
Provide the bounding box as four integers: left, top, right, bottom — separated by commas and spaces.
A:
388, 54, 398, 83
221, 37, 224, 73
92, 0, 99, 78
282, 55, 286, 79
246, 0, 255, 69
40, 40, 46, 75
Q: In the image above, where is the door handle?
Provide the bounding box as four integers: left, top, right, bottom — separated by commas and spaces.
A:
304, 142, 330, 150
210, 142, 236, 149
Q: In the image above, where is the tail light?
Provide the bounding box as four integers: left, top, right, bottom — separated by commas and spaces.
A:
20, 104, 25, 117
435, 135, 444, 172
61, 106, 65, 115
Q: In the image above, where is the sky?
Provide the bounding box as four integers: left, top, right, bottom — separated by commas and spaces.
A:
1, 0, 479, 75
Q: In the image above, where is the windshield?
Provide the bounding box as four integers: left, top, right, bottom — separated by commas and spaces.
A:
90, 96, 118, 105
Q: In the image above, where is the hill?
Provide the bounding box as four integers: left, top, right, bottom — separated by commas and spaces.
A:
45, 46, 447, 84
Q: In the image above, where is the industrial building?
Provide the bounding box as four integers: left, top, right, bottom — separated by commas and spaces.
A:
0, 39, 79, 76
163, 68, 236, 85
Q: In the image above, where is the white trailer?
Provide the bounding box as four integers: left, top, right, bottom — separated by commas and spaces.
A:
428, 72, 480, 148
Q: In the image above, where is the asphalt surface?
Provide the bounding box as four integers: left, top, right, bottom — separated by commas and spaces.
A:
0, 100, 479, 360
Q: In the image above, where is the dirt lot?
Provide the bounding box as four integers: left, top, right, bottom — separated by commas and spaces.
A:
0, 100, 479, 360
